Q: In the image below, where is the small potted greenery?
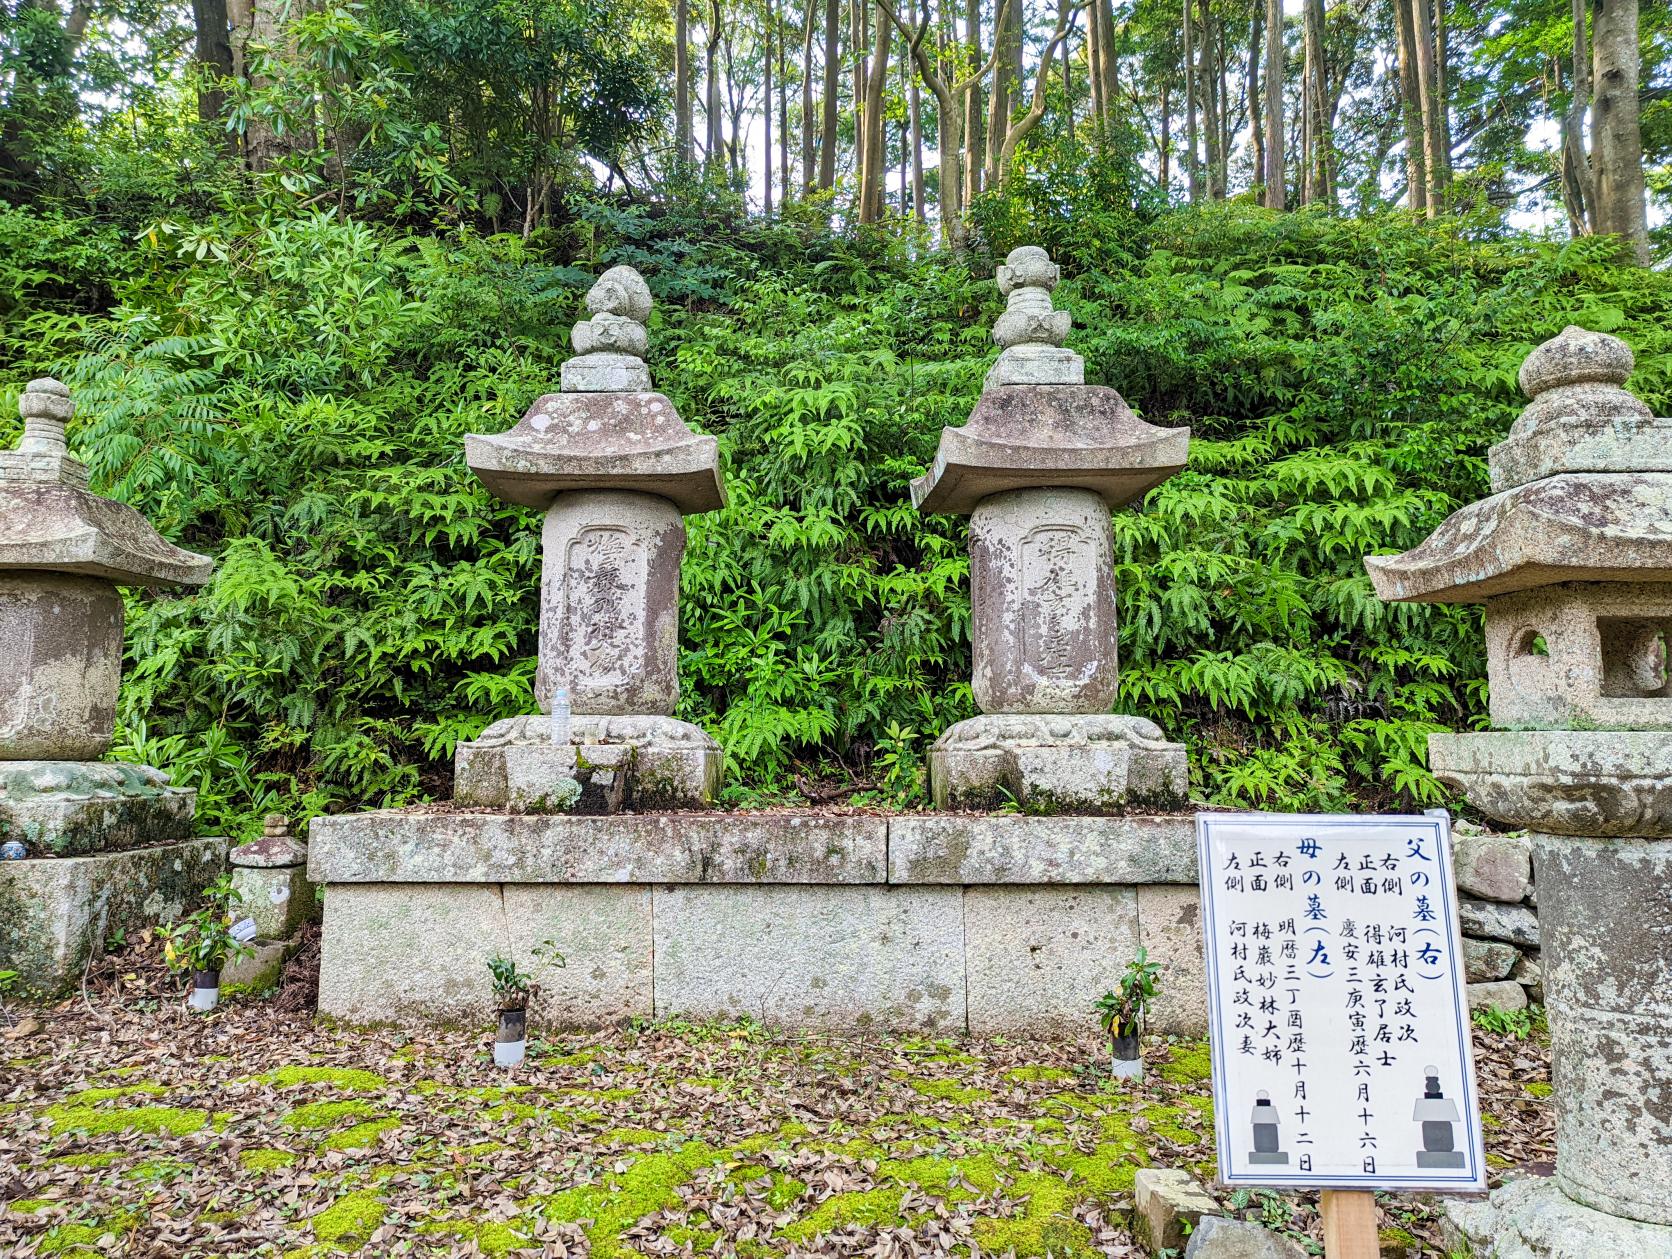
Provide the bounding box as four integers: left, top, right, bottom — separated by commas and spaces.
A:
160, 875, 256, 1012
1095, 946, 1161, 1081
488, 941, 565, 1067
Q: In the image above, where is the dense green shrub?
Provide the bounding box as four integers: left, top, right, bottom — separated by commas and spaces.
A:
3, 196, 1670, 833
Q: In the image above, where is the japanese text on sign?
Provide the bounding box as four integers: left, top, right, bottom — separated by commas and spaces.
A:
1197, 813, 1486, 1191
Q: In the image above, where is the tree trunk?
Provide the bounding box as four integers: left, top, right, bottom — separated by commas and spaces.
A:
676, 0, 694, 168
1199, 0, 1221, 199
1097, 0, 1119, 125
705, 0, 724, 169
909, 42, 925, 221
819, 0, 840, 188
857, 1, 890, 221
1159, 80, 1171, 193
779, 0, 791, 200
764, 0, 774, 213
1561, 0, 1592, 234
1183, 0, 1199, 201
192, 0, 235, 135
1247, 7, 1263, 198
1087, 0, 1105, 132
1302, 0, 1331, 205
1262, 0, 1284, 207
963, 0, 983, 204
1591, 0, 1649, 262
801, 0, 817, 193
1410, 0, 1444, 213
1394, 0, 1426, 213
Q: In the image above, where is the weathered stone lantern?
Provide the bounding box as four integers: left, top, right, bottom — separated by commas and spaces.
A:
1367, 326, 1672, 1255
912, 247, 1190, 812
454, 267, 726, 810
0, 379, 222, 990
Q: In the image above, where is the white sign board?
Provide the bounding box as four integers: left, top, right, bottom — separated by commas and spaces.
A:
1197, 812, 1487, 1191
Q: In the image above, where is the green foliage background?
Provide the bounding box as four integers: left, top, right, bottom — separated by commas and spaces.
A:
3, 186, 1671, 836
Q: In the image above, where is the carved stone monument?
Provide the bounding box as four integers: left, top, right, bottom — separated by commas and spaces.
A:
455, 266, 726, 809
0, 379, 224, 991
912, 247, 1191, 811
1367, 327, 1672, 1257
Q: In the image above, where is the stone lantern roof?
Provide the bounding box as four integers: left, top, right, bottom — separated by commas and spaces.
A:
464, 266, 725, 515
910, 247, 1188, 515
0, 379, 213, 587
1364, 327, 1672, 603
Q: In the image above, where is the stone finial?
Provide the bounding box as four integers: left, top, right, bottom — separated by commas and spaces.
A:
17, 378, 73, 456
562, 266, 653, 392
1486, 326, 1660, 493
985, 247, 1083, 388
992, 247, 1069, 349
262, 813, 293, 838
233, 814, 307, 869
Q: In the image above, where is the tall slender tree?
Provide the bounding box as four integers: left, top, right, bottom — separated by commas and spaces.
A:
1261, 0, 1284, 207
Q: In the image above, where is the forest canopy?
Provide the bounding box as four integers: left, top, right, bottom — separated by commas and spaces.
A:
1, 0, 1669, 833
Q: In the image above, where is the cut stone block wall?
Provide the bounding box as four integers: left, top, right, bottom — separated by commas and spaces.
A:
1452, 826, 1543, 1011
310, 812, 1210, 1034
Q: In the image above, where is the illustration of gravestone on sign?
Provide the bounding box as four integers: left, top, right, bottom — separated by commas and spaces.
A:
0, 379, 224, 991
912, 246, 1190, 811
455, 266, 726, 810
1367, 326, 1672, 1255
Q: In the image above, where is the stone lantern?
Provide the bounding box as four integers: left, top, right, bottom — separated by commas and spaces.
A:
0, 379, 221, 990
912, 247, 1190, 812
454, 267, 726, 810
1366, 326, 1672, 1255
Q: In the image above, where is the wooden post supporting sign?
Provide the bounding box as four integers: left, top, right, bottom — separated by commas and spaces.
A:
1320, 1189, 1380, 1259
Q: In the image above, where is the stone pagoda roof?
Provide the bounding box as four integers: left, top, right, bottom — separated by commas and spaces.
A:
1366, 327, 1672, 604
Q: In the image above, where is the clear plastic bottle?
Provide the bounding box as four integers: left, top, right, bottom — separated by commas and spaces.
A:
550, 685, 572, 746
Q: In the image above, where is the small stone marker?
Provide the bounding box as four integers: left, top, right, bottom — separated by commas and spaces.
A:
1198, 812, 1486, 1255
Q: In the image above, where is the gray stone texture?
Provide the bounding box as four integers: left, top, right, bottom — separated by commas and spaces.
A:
454, 714, 721, 811
230, 863, 315, 941
1533, 832, 1672, 1225
0, 574, 123, 759
1131, 1168, 1220, 1254
1452, 830, 1533, 902
1182, 1215, 1307, 1259
1443, 1174, 1672, 1259
309, 809, 886, 885
1429, 729, 1672, 837
0, 760, 195, 856
0, 835, 229, 992
652, 884, 965, 1031
887, 814, 1197, 884
929, 714, 1188, 812
1466, 980, 1529, 1014
963, 886, 1138, 1034
317, 882, 651, 1027
969, 487, 1119, 713
1464, 938, 1522, 982
1136, 884, 1208, 1035
1484, 582, 1672, 731
538, 490, 685, 716
1459, 897, 1541, 947
1511, 952, 1544, 1003
910, 387, 1189, 516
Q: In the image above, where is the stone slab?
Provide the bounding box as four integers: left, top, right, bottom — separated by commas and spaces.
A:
1463, 938, 1521, 982
930, 715, 1189, 813
1137, 884, 1208, 1035
1467, 980, 1528, 1014
888, 814, 1197, 884
0, 760, 195, 856
1459, 898, 1540, 948
1428, 730, 1672, 837
309, 811, 887, 885
454, 714, 721, 810
1183, 1215, 1307, 1259
317, 882, 651, 1027
1452, 831, 1532, 903
0, 835, 230, 993
1132, 1168, 1220, 1255
963, 886, 1138, 1035
651, 884, 965, 1031
1442, 1174, 1672, 1259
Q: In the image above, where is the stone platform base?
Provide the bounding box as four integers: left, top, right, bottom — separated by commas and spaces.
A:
309, 811, 1205, 1034
454, 715, 721, 811
930, 715, 1188, 812
0, 834, 230, 992
0, 761, 196, 857
1443, 1176, 1672, 1258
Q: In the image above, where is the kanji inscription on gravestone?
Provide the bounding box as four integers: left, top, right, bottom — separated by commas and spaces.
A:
1198, 812, 1487, 1191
